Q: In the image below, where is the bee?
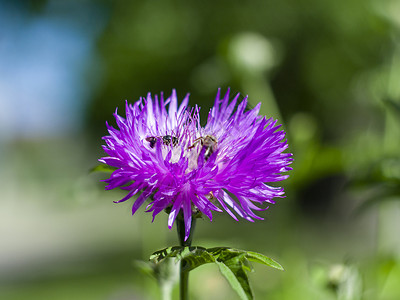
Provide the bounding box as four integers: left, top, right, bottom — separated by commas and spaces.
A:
145, 135, 179, 148
188, 135, 218, 161
162, 135, 179, 146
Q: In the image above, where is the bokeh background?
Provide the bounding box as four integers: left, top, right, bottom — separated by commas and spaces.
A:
1, 0, 400, 299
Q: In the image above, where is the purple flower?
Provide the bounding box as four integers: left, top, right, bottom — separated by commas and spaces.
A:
100, 88, 292, 240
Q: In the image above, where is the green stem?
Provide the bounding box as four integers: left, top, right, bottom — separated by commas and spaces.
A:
179, 264, 189, 300
176, 212, 196, 300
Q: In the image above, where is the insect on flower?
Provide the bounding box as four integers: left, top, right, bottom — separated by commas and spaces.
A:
188, 135, 218, 161
145, 135, 179, 148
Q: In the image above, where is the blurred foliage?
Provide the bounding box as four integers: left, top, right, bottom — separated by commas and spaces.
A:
2, 0, 400, 299
86, 0, 400, 213
87, 0, 393, 135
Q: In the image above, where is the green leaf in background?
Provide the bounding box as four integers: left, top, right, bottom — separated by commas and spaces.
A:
383, 97, 400, 118
89, 164, 117, 173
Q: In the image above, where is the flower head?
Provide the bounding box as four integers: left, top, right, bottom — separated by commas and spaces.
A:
100, 88, 292, 240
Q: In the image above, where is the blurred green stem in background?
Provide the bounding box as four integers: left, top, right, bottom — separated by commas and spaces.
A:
377, 41, 400, 256
384, 43, 400, 156
160, 259, 174, 300
242, 74, 282, 123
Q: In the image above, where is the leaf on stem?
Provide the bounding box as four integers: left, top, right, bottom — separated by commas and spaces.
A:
149, 246, 283, 300
216, 260, 253, 300
245, 251, 284, 271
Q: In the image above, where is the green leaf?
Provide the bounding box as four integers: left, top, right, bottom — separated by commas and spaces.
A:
150, 246, 183, 263
148, 246, 283, 300
223, 252, 253, 273
150, 246, 217, 282
216, 261, 253, 300
209, 248, 254, 299
245, 251, 284, 271
214, 248, 244, 262
207, 246, 230, 258
180, 248, 216, 272
89, 164, 117, 173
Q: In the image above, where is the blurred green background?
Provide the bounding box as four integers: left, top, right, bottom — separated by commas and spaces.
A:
1, 0, 400, 299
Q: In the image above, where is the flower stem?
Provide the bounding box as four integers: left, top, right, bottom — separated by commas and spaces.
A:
176, 212, 196, 300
